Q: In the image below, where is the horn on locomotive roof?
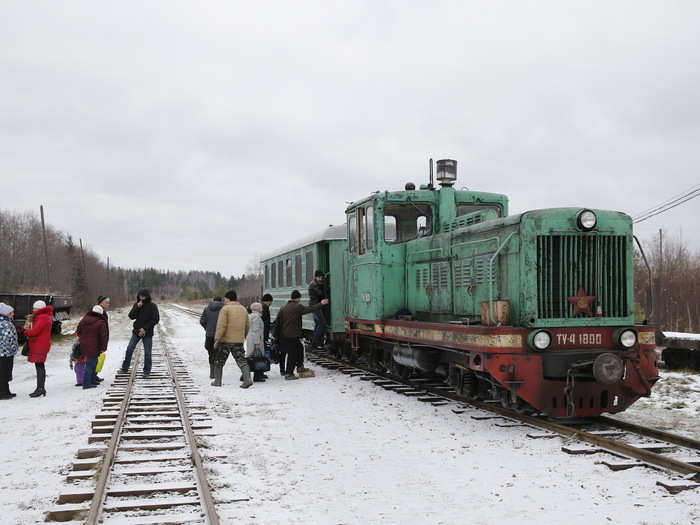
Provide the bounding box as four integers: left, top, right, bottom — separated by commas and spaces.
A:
429, 158, 434, 190
436, 159, 457, 186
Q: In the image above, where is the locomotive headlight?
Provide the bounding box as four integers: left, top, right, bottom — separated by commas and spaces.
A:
576, 209, 597, 231
616, 328, 637, 348
529, 330, 552, 351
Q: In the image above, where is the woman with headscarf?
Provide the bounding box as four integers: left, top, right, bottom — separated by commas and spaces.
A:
22, 300, 54, 397
0, 302, 19, 400
76, 305, 109, 390
245, 302, 266, 383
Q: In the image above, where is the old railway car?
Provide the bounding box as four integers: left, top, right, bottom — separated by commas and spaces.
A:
0, 293, 72, 341
261, 226, 347, 334
262, 160, 658, 418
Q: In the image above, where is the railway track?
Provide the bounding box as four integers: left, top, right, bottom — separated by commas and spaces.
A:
305, 349, 700, 494
46, 327, 221, 524
167, 304, 700, 492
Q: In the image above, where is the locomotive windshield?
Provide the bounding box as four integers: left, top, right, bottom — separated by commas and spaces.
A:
384, 203, 433, 243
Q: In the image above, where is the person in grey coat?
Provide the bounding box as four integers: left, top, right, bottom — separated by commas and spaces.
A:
0, 303, 19, 400
200, 296, 224, 379
245, 303, 266, 382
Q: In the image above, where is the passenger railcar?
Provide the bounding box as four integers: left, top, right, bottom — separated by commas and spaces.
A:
262, 160, 658, 418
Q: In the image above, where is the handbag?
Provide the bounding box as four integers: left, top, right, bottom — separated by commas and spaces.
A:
71, 341, 83, 360
247, 351, 271, 373
21, 341, 29, 357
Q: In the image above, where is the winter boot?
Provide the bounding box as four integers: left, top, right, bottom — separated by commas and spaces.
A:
240, 364, 253, 389
209, 362, 215, 380
29, 367, 46, 397
211, 365, 223, 387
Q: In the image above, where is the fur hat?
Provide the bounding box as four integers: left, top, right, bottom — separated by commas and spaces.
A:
92, 305, 104, 315
0, 303, 14, 316
33, 300, 47, 310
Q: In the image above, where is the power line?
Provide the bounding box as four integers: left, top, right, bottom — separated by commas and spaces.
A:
632, 182, 700, 219
633, 189, 700, 224
632, 184, 700, 219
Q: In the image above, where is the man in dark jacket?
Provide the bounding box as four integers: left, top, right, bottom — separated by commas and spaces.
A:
308, 270, 329, 349
120, 289, 160, 376
200, 296, 223, 379
261, 294, 273, 344
276, 290, 327, 380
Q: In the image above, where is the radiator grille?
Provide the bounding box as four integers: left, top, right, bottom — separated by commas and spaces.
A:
536, 235, 628, 319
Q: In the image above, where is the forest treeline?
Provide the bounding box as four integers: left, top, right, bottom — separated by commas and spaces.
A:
0, 209, 262, 309
634, 232, 700, 333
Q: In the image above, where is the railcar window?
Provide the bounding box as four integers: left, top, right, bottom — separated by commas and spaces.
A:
271, 263, 277, 288
358, 207, 366, 255
366, 206, 374, 251
277, 261, 283, 287
456, 204, 501, 217
383, 203, 433, 243
295, 254, 302, 286
285, 258, 292, 287
305, 251, 314, 283
348, 212, 357, 252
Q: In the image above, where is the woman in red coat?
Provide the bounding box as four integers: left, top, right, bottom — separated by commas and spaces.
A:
76, 305, 108, 390
22, 300, 54, 397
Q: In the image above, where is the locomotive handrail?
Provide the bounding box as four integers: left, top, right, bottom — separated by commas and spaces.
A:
633, 235, 654, 319
488, 232, 516, 324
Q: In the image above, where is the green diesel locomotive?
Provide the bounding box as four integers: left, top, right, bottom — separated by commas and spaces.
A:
262, 160, 658, 418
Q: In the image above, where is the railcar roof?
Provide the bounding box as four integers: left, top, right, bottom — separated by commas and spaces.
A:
261, 224, 347, 261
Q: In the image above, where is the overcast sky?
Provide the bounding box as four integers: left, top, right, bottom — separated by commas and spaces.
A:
2, 1, 699, 275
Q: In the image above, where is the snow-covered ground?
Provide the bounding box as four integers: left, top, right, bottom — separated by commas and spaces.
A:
2, 306, 699, 524
0, 306, 134, 524
164, 307, 699, 525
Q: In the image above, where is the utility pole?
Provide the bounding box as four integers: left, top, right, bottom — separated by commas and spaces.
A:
79, 238, 88, 279
39, 205, 51, 291
656, 229, 663, 327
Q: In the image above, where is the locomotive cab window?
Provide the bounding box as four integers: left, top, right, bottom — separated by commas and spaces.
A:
383, 203, 433, 243
348, 212, 357, 252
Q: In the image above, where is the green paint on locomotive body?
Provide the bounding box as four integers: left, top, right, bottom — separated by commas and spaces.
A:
262, 182, 635, 335
344, 184, 634, 329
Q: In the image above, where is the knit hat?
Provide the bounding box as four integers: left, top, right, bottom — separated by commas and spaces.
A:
92, 305, 104, 315
97, 295, 109, 305
0, 303, 14, 316
33, 300, 47, 310
314, 270, 324, 278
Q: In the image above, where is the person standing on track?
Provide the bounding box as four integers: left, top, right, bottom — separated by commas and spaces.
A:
23, 300, 53, 397
77, 305, 109, 390
308, 270, 329, 349
120, 289, 160, 377
0, 303, 18, 400
199, 296, 224, 379
276, 290, 328, 380
212, 290, 252, 388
